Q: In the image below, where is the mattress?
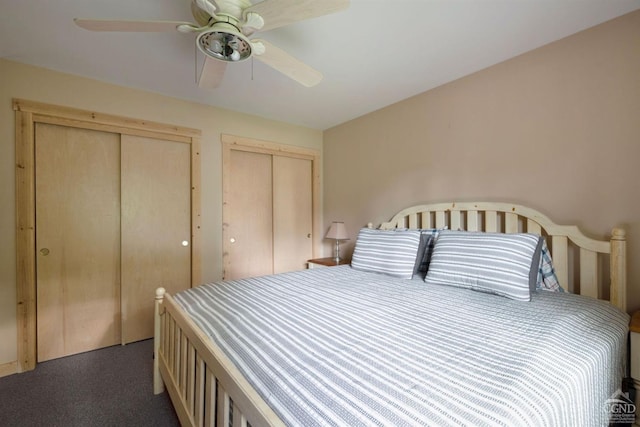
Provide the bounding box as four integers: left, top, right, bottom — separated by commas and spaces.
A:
174, 266, 629, 426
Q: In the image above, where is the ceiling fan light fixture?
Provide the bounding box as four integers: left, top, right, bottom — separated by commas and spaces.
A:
197, 23, 252, 62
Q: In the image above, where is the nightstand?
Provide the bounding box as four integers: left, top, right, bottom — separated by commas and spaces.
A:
307, 257, 350, 269
630, 311, 640, 425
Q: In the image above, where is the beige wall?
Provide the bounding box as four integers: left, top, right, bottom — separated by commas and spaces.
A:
324, 11, 640, 311
0, 59, 322, 367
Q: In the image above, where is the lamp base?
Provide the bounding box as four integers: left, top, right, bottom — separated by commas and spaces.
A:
334, 240, 341, 264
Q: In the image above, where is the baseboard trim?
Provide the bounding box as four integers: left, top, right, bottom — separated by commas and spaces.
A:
0, 360, 18, 378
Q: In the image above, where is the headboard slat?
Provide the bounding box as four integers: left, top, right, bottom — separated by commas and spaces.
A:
409, 213, 418, 229
467, 210, 479, 231
485, 211, 498, 232
450, 211, 462, 231
435, 211, 446, 229
421, 211, 432, 229
505, 212, 518, 233
551, 235, 569, 291
580, 248, 599, 299
527, 219, 541, 235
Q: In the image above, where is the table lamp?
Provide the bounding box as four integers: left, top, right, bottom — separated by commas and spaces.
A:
325, 221, 349, 263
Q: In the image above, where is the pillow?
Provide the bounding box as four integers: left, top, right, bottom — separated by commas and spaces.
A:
413, 228, 446, 277
351, 228, 421, 279
536, 239, 563, 292
424, 230, 544, 301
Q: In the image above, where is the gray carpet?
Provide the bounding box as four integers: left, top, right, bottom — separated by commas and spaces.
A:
0, 339, 179, 427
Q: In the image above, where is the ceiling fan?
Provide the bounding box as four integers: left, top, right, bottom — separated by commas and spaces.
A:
74, 0, 349, 89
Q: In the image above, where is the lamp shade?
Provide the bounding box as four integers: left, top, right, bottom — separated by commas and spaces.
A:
325, 221, 349, 240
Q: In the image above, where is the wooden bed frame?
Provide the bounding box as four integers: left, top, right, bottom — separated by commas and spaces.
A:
153, 201, 627, 427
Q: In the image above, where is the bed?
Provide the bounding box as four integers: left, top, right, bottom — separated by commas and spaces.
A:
153, 202, 628, 427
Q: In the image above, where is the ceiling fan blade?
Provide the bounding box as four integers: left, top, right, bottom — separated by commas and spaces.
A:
252, 39, 322, 87
244, 0, 349, 32
74, 19, 194, 32
199, 56, 227, 89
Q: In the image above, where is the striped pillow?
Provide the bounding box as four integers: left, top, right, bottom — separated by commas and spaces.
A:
424, 230, 543, 301
351, 228, 421, 279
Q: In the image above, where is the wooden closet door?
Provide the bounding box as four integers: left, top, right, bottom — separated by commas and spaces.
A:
223, 150, 273, 280
273, 156, 313, 273
35, 123, 121, 362
121, 135, 192, 344
223, 147, 314, 280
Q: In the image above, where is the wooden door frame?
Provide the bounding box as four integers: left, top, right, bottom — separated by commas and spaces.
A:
14, 99, 202, 372
221, 134, 321, 279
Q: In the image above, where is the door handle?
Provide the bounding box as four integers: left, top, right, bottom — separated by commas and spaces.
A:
40, 248, 50, 256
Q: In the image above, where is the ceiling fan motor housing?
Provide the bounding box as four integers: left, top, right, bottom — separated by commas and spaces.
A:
191, 0, 253, 25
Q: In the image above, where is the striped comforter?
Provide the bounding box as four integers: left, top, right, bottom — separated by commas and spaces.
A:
174, 266, 629, 427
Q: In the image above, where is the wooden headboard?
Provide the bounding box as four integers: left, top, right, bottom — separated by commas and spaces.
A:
376, 202, 627, 312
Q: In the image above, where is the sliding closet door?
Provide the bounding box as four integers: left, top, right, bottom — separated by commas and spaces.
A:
35, 124, 121, 362
223, 140, 316, 280
273, 156, 313, 273
224, 150, 274, 280
120, 135, 192, 344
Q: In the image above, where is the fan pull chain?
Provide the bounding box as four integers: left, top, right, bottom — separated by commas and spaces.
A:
194, 42, 198, 84
251, 57, 254, 81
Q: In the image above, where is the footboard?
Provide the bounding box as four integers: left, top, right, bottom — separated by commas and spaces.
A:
153, 288, 284, 427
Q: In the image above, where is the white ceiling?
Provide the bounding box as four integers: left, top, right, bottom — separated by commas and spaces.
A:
1, 0, 638, 130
